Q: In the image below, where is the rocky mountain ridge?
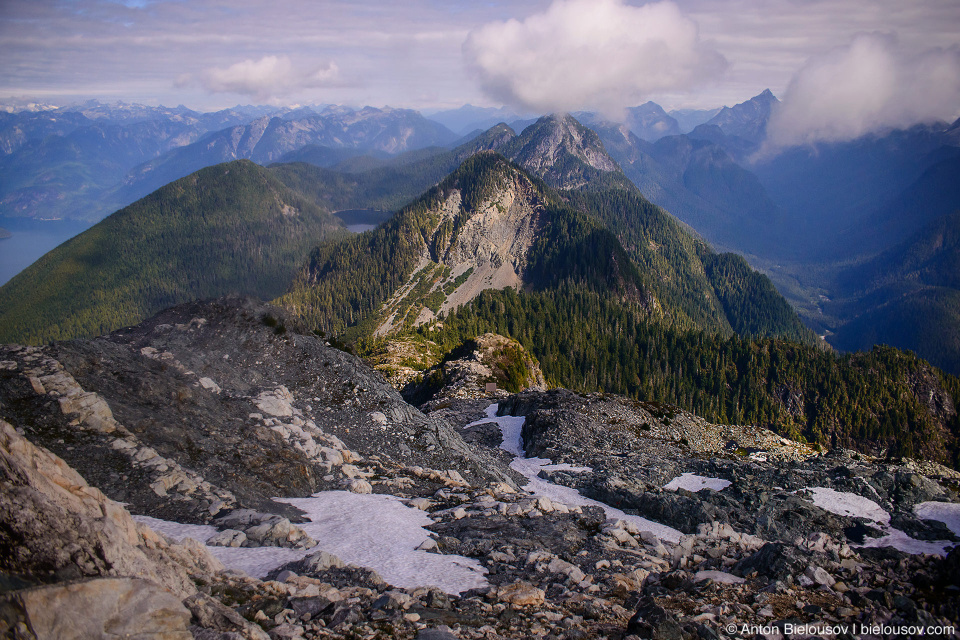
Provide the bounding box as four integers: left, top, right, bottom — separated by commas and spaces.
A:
277, 151, 648, 340
1, 297, 959, 639
497, 114, 629, 191
0, 298, 514, 526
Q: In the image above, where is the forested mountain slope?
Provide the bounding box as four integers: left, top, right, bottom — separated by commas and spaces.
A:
416, 286, 960, 466
0, 160, 344, 344
827, 210, 960, 375
271, 150, 958, 465
276, 153, 650, 340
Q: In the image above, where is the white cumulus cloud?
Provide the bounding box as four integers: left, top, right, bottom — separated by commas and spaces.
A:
765, 34, 960, 149
463, 0, 727, 115
198, 55, 339, 101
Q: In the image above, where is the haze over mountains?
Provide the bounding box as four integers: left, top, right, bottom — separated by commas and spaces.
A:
1, 88, 959, 381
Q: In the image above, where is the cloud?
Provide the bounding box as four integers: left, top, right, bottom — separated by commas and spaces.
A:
765, 34, 960, 149
197, 55, 339, 101
463, 0, 727, 115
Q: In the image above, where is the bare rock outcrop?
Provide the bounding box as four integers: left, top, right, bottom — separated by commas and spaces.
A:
0, 577, 193, 640
405, 333, 547, 405
0, 418, 221, 597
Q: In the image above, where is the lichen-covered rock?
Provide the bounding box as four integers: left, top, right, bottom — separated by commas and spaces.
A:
404, 333, 547, 404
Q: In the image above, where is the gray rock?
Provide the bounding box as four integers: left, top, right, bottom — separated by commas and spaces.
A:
268, 623, 306, 640
0, 419, 216, 598
214, 511, 315, 549
183, 592, 270, 640
417, 627, 460, 640
627, 597, 682, 640
297, 550, 345, 573
207, 529, 247, 547
2, 577, 192, 640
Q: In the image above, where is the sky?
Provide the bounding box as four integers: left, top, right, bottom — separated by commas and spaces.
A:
1, 0, 958, 143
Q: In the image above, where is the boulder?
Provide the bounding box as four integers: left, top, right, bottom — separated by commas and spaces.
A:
0, 419, 214, 598
183, 592, 270, 640
494, 581, 545, 606
1, 577, 192, 640
733, 542, 814, 582
294, 550, 346, 574
626, 596, 683, 640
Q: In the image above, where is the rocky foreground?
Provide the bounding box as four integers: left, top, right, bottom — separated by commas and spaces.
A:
2, 298, 959, 639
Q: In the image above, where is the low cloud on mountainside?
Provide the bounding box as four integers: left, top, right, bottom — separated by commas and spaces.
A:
463, 0, 727, 117
190, 55, 340, 102
765, 34, 960, 150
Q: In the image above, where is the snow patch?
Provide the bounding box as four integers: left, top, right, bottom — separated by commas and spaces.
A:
859, 528, 955, 556
664, 473, 731, 493
804, 487, 890, 525
694, 570, 744, 584
914, 501, 960, 537
799, 487, 957, 556
468, 404, 683, 543
134, 491, 488, 595
276, 492, 487, 594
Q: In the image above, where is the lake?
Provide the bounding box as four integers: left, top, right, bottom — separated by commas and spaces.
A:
345, 223, 377, 233
0, 218, 92, 286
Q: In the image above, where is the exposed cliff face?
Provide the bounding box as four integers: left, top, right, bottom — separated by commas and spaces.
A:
375, 165, 547, 335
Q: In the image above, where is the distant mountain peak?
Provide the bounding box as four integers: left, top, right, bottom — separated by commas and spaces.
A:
467, 123, 516, 152
699, 89, 781, 147
499, 113, 628, 190
623, 102, 681, 141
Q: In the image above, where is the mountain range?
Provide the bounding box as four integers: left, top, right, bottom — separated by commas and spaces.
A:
2, 92, 959, 376
2, 96, 960, 639
0, 102, 461, 223
5, 110, 959, 467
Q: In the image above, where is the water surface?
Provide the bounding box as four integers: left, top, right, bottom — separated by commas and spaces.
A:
0, 218, 92, 286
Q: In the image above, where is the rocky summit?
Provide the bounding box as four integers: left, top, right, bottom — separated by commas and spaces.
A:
2, 297, 960, 640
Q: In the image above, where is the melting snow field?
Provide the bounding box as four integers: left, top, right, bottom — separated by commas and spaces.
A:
914, 501, 960, 537
663, 473, 732, 493
804, 487, 890, 525
467, 404, 683, 543
134, 491, 488, 595
802, 487, 958, 556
